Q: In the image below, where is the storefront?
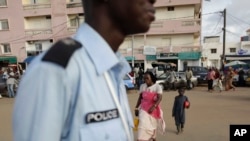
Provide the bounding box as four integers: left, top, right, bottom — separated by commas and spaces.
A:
0, 56, 17, 64
178, 51, 201, 71
125, 56, 144, 69
225, 55, 250, 64
156, 53, 178, 68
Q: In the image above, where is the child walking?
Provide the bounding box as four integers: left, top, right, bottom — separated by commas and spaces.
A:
213, 74, 223, 92
172, 87, 190, 134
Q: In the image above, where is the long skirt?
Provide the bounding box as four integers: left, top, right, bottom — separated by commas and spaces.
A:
137, 110, 165, 140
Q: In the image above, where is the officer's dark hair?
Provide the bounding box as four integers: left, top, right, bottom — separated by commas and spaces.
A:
144, 71, 157, 83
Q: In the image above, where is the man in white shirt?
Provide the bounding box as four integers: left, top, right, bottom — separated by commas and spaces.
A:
6, 68, 16, 98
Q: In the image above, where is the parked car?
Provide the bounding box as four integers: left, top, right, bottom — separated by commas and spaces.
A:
150, 62, 176, 77
123, 73, 135, 90
183, 66, 208, 84
232, 74, 248, 86
156, 72, 198, 90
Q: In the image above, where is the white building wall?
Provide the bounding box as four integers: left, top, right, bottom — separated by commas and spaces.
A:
202, 39, 240, 68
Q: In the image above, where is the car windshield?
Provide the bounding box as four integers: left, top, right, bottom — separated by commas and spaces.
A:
191, 67, 207, 73
158, 73, 167, 78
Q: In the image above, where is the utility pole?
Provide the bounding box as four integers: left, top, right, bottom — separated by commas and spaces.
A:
222, 8, 226, 71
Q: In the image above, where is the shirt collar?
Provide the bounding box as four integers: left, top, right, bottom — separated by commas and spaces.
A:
74, 23, 131, 75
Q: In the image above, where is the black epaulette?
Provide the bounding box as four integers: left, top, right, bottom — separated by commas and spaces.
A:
42, 38, 82, 68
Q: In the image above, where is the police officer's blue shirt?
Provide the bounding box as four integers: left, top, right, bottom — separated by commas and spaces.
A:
13, 23, 134, 141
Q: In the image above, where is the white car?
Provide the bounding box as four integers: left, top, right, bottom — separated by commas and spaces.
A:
156, 72, 198, 90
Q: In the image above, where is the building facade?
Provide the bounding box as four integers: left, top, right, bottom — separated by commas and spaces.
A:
225, 29, 250, 64
0, 0, 83, 65
119, 0, 202, 71
202, 36, 240, 69
0, 0, 202, 72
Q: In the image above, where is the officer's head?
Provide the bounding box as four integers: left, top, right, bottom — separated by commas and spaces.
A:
82, 0, 156, 35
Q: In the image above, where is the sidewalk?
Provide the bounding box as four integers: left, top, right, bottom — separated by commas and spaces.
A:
128, 87, 250, 141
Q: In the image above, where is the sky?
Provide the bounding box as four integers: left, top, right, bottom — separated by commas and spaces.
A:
202, 0, 250, 43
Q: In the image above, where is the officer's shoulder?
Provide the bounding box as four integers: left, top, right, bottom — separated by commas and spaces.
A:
42, 38, 82, 68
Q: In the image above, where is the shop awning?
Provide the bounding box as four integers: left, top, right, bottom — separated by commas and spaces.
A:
125, 56, 135, 61
0, 56, 17, 64
178, 52, 201, 60
146, 55, 156, 61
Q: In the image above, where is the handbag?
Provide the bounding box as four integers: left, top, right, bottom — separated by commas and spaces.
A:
133, 117, 139, 131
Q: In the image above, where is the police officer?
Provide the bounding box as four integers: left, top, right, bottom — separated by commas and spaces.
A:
12, 0, 156, 141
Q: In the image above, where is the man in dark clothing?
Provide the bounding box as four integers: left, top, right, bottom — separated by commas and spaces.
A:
238, 65, 245, 86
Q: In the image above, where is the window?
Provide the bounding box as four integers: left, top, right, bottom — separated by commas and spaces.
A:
167, 7, 174, 11
35, 43, 42, 51
0, 43, 11, 54
230, 48, 236, 53
0, 19, 9, 30
211, 49, 217, 54
0, 0, 7, 6
70, 16, 82, 27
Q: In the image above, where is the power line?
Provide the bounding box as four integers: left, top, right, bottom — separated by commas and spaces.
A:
225, 29, 241, 38
227, 12, 250, 26
227, 14, 248, 31
209, 14, 223, 34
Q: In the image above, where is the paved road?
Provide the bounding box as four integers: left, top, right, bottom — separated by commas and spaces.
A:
129, 87, 250, 141
1, 87, 250, 141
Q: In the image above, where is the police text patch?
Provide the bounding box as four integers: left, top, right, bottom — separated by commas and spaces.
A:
86, 109, 119, 124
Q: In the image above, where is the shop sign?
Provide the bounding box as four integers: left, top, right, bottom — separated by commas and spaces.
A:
178, 52, 201, 60
156, 53, 178, 59
143, 46, 156, 55
237, 49, 250, 55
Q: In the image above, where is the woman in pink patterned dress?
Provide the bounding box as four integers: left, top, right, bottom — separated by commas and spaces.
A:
134, 71, 165, 141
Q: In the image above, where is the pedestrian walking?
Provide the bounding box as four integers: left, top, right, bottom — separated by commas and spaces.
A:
12, 0, 157, 141
213, 74, 223, 92
167, 68, 177, 91
207, 68, 215, 92
135, 71, 165, 141
185, 67, 193, 90
237, 65, 245, 86
172, 87, 190, 134
225, 67, 236, 91
6, 68, 16, 98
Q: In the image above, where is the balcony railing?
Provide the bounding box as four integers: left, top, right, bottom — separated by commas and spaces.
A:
67, 27, 78, 33
154, 0, 201, 7
148, 19, 200, 34
66, 2, 82, 8
23, 3, 51, 10
25, 29, 52, 35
